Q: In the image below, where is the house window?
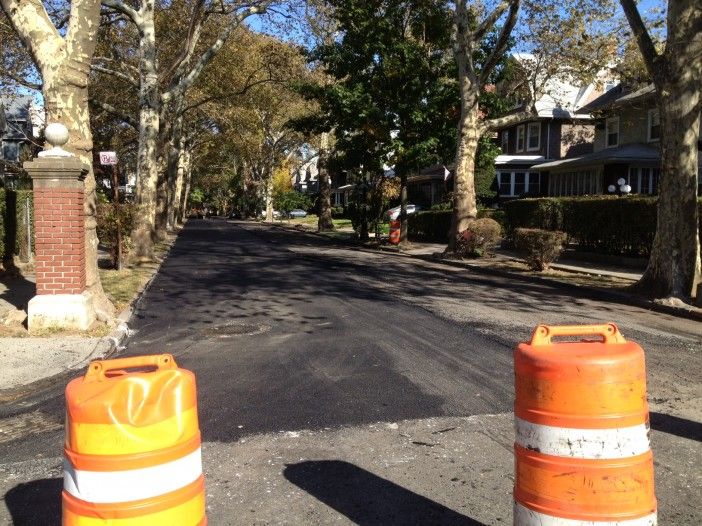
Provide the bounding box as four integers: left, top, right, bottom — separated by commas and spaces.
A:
501, 131, 509, 153
527, 122, 541, 151
648, 109, 660, 142
549, 170, 599, 196
516, 125, 525, 152
605, 117, 619, 147
498, 171, 538, 197
628, 167, 660, 194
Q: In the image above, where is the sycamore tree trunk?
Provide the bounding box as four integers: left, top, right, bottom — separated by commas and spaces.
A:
639, 84, 701, 299
448, 0, 519, 254
154, 99, 178, 239
317, 133, 334, 231
449, 97, 480, 250
130, 1, 160, 260
265, 168, 274, 222
1, 0, 115, 319
172, 138, 190, 227
621, 0, 702, 300
166, 116, 184, 229
179, 163, 193, 225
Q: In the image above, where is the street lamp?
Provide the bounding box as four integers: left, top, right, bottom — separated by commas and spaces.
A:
617, 177, 631, 195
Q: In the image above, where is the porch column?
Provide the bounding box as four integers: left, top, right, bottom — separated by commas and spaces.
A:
23, 123, 96, 331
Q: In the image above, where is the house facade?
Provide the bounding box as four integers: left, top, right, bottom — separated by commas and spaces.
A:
533, 84, 702, 196
0, 95, 37, 186
493, 70, 609, 200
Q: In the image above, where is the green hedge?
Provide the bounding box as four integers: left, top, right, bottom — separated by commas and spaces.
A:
407, 208, 507, 242
0, 188, 6, 263
504, 196, 702, 257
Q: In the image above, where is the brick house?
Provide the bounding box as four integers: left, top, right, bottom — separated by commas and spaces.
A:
533, 84, 702, 196
493, 74, 611, 200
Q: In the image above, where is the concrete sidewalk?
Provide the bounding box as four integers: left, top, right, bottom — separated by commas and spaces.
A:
0, 271, 130, 395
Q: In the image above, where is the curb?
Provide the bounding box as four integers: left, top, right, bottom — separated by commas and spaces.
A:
0, 236, 177, 409
265, 222, 702, 322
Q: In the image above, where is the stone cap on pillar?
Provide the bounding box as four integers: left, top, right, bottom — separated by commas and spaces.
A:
24, 123, 88, 189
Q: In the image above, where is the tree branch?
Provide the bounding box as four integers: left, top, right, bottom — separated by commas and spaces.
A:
2, 70, 43, 91
101, 0, 142, 26
91, 64, 139, 87
94, 56, 139, 76
65, 0, 102, 62
162, 3, 271, 103
479, 0, 520, 86
619, 0, 660, 82
474, 0, 514, 41
481, 108, 534, 134
160, 0, 206, 83
0, 0, 62, 73
89, 98, 138, 129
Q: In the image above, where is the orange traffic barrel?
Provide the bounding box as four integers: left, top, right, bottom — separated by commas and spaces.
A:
513, 324, 656, 525
389, 220, 401, 245
62, 354, 206, 525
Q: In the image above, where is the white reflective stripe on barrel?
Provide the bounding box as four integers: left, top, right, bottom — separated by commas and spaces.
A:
514, 503, 657, 526
515, 419, 650, 459
63, 447, 202, 503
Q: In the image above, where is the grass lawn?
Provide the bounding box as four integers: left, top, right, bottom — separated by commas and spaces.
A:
288, 214, 353, 230
99, 238, 173, 313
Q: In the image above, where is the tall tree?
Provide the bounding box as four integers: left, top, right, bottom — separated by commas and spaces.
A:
1, 0, 115, 318
620, 0, 701, 301
449, 0, 616, 250
98, 0, 274, 258
296, 0, 457, 243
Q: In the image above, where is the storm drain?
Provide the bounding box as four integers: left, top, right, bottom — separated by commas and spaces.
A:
200, 322, 271, 338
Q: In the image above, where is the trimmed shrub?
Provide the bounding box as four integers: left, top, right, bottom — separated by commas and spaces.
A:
503, 197, 564, 236
455, 218, 503, 257
515, 228, 567, 271
331, 206, 345, 218
408, 208, 506, 242
504, 196, 702, 257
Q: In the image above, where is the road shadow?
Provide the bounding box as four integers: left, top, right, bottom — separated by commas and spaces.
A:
650, 412, 702, 442
4, 478, 62, 526
283, 460, 485, 525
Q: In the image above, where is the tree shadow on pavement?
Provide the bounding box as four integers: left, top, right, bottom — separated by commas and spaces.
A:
283, 460, 486, 525
4, 478, 62, 526
650, 412, 702, 442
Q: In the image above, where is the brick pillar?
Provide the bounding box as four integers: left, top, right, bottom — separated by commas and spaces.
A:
24, 144, 96, 331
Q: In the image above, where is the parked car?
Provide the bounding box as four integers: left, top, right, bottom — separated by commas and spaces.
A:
259, 209, 282, 219
386, 204, 422, 221
288, 209, 308, 218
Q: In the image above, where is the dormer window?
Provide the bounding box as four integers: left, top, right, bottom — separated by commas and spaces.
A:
516, 125, 525, 152
527, 122, 541, 151
648, 109, 660, 142
606, 117, 619, 148
501, 131, 509, 153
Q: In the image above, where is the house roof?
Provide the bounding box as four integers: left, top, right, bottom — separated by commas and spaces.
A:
507, 53, 600, 120
532, 143, 661, 171
495, 154, 545, 166
577, 84, 655, 114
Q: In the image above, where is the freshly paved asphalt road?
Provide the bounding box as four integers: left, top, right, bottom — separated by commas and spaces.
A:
0, 219, 700, 524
